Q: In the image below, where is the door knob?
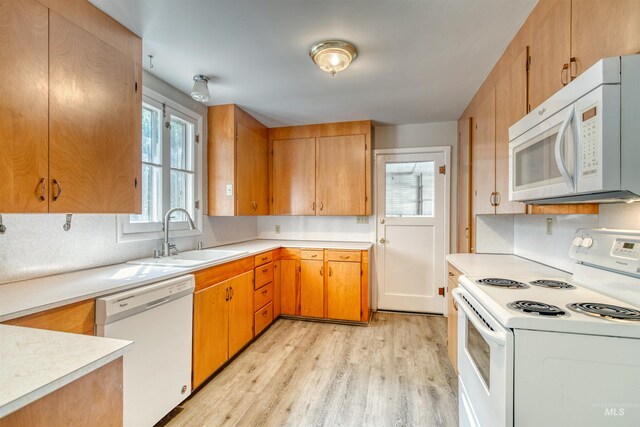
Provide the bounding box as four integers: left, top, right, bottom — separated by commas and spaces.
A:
379, 238, 386, 244
379, 218, 385, 224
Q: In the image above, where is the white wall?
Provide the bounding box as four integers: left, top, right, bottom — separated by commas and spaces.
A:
0, 71, 258, 285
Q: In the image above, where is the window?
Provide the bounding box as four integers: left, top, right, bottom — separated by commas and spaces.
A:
385, 161, 435, 217
119, 89, 202, 241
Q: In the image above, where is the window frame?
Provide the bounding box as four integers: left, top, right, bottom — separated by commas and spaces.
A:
117, 87, 204, 242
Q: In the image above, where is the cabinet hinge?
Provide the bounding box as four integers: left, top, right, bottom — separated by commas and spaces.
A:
439, 165, 446, 175
135, 81, 138, 92
438, 287, 445, 296
526, 55, 531, 72
195, 200, 200, 209
195, 134, 200, 144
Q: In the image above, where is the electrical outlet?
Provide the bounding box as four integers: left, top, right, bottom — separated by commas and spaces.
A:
356, 216, 369, 224
275, 224, 281, 234
225, 184, 233, 196
546, 217, 553, 235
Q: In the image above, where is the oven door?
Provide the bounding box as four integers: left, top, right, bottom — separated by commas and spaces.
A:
509, 103, 577, 202
453, 288, 514, 427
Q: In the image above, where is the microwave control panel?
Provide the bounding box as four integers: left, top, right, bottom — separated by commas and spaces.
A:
580, 104, 600, 177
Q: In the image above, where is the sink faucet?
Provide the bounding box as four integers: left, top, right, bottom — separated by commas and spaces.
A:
162, 208, 196, 257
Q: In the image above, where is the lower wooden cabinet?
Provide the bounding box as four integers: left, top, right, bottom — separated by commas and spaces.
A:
300, 259, 324, 317
327, 261, 361, 322
279, 248, 369, 323
2, 299, 95, 335
192, 270, 254, 389
447, 263, 462, 374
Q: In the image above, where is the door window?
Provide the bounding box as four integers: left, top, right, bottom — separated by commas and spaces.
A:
385, 161, 435, 217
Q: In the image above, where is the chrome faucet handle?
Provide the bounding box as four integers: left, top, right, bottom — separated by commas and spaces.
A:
169, 243, 180, 256
153, 249, 162, 258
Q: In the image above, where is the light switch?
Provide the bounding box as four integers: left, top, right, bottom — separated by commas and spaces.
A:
356, 216, 369, 224
225, 184, 233, 196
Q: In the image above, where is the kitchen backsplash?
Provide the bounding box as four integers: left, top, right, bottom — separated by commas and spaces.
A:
257, 216, 374, 242
0, 215, 257, 284
474, 202, 640, 272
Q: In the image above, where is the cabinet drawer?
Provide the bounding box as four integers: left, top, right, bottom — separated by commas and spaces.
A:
301, 250, 323, 260
254, 282, 273, 310
255, 262, 274, 289
254, 302, 273, 335
254, 252, 273, 267
326, 250, 361, 262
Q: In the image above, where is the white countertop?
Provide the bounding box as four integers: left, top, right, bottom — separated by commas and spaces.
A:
0, 324, 132, 418
0, 239, 372, 322
446, 253, 571, 278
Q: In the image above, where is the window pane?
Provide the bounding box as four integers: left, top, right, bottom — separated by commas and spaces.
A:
131, 164, 162, 223
170, 170, 194, 221
385, 161, 434, 217
142, 105, 161, 165
170, 117, 194, 171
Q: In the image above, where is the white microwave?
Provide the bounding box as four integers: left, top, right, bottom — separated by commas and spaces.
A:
508, 54, 640, 204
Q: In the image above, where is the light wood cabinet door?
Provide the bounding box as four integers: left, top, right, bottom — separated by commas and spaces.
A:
447, 278, 459, 373
571, 0, 640, 79
280, 259, 298, 315
528, 0, 571, 110
316, 135, 366, 215
271, 138, 316, 215
2, 300, 95, 336
300, 260, 324, 317
457, 117, 471, 253
471, 88, 497, 223
273, 260, 282, 317
327, 261, 361, 322
228, 271, 254, 356
495, 47, 527, 215
236, 122, 268, 215
49, 12, 138, 213
192, 283, 229, 389
0, 0, 49, 213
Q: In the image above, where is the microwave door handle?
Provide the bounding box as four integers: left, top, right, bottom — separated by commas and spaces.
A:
452, 288, 506, 347
555, 106, 575, 191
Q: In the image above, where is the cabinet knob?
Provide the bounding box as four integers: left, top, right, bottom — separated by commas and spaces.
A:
379, 238, 386, 244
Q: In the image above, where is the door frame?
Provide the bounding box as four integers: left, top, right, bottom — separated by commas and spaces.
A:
372, 146, 451, 314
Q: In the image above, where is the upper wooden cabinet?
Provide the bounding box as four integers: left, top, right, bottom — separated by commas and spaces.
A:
0, 0, 49, 213
471, 88, 496, 220
571, 0, 640, 80
269, 120, 372, 216
49, 12, 139, 213
316, 135, 367, 215
208, 104, 269, 216
495, 47, 527, 215
0, 0, 141, 213
527, 0, 571, 110
456, 117, 471, 254
271, 138, 316, 215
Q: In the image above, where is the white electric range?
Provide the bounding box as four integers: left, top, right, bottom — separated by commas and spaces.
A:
453, 229, 640, 427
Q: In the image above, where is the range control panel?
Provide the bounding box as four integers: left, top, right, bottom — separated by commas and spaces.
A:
570, 229, 640, 277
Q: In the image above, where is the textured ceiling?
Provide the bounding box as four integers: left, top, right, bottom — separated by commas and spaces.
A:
90, 0, 536, 127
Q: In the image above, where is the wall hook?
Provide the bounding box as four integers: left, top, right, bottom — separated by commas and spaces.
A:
0, 214, 6, 234
148, 54, 154, 69
63, 214, 73, 231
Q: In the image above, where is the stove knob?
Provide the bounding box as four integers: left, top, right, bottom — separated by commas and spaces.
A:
581, 237, 593, 248
572, 237, 584, 247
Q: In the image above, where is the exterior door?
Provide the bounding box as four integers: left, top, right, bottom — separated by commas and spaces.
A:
376, 151, 448, 313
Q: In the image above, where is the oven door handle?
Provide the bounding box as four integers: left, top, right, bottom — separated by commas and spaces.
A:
452, 288, 506, 347
554, 106, 575, 191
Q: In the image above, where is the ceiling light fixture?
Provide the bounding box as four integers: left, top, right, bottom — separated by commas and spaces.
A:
309, 40, 358, 76
191, 75, 210, 103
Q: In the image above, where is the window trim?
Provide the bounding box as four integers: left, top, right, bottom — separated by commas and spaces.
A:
117, 87, 204, 243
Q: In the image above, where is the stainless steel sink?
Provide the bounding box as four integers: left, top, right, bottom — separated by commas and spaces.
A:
127, 249, 247, 267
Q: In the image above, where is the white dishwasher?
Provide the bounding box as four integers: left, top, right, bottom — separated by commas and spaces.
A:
96, 274, 194, 427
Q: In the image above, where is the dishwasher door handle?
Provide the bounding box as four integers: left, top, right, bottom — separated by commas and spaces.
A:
146, 296, 171, 309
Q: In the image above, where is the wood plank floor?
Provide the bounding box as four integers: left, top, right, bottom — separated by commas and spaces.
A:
164, 312, 458, 427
